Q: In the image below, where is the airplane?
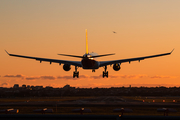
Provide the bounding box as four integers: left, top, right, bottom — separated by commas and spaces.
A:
5, 30, 173, 78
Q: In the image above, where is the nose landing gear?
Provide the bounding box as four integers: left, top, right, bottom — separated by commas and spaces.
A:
103, 66, 108, 78
73, 66, 79, 78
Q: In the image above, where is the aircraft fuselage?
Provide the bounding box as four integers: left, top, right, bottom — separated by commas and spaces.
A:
81, 53, 99, 69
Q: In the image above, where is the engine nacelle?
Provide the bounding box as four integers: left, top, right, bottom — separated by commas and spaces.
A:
63, 64, 71, 71
113, 63, 121, 71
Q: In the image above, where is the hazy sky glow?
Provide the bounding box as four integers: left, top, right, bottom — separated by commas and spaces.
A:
0, 0, 180, 88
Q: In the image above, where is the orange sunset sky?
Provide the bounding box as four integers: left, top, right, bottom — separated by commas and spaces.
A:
0, 0, 180, 88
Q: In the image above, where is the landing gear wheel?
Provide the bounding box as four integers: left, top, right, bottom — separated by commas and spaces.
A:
102, 66, 108, 78
73, 71, 79, 78
103, 71, 108, 78
73, 66, 79, 78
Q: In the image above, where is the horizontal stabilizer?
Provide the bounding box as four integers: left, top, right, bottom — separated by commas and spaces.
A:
92, 53, 115, 58
58, 54, 83, 58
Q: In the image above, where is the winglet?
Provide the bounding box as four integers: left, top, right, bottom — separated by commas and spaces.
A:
5, 50, 10, 55
170, 49, 174, 54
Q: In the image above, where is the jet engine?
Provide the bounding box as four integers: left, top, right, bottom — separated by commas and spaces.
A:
113, 63, 121, 71
63, 64, 71, 71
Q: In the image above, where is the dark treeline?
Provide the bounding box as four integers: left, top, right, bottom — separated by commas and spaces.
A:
0, 85, 180, 97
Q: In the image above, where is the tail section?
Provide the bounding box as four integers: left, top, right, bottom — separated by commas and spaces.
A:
86, 29, 89, 54
57, 29, 115, 58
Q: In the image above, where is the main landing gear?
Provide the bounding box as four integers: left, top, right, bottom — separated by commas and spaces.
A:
103, 66, 108, 78
73, 66, 79, 78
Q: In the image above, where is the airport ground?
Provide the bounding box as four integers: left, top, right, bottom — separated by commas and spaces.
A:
1, 96, 180, 116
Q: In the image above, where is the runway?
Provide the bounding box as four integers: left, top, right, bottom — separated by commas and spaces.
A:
1, 114, 180, 120
0, 96, 180, 116
0, 96, 179, 107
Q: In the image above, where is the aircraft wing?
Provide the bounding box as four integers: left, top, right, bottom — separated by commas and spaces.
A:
5, 50, 82, 67
99, 49, 174, 67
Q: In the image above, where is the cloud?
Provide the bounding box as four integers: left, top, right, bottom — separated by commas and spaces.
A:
90, 75, 102, 79
119, 74, 148, 79
57, 75, 74, 79
107, 74, 177, 79
150, 75, 177, 79
57, 75, 89, 80
4, 74, 25, 78
4, 74, 24, 78
89, 74, 147, 79
26, 76, 56, 80
40, 76, 56, 80
108, 74, 119, 78
79, 75, 89, 78
26, 77, 40, 80
1, 82, 9, 87
4, 74, 57, 80
3, 74, 178, 82
89, 74, 148, 79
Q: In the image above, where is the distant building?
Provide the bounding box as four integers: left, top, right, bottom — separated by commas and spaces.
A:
63, 84, 71, 90
22, 84, 26, 89
27, 85, 30, 88
13, 84, 19, 88
35, 86, 43, 90
45, 86, 53, 89
63, 84, 75, 90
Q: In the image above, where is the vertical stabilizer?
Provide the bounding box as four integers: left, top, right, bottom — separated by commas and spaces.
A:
85, 29, 89, 54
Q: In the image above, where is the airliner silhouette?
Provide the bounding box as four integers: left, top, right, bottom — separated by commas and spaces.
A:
5, 30, 173, 78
